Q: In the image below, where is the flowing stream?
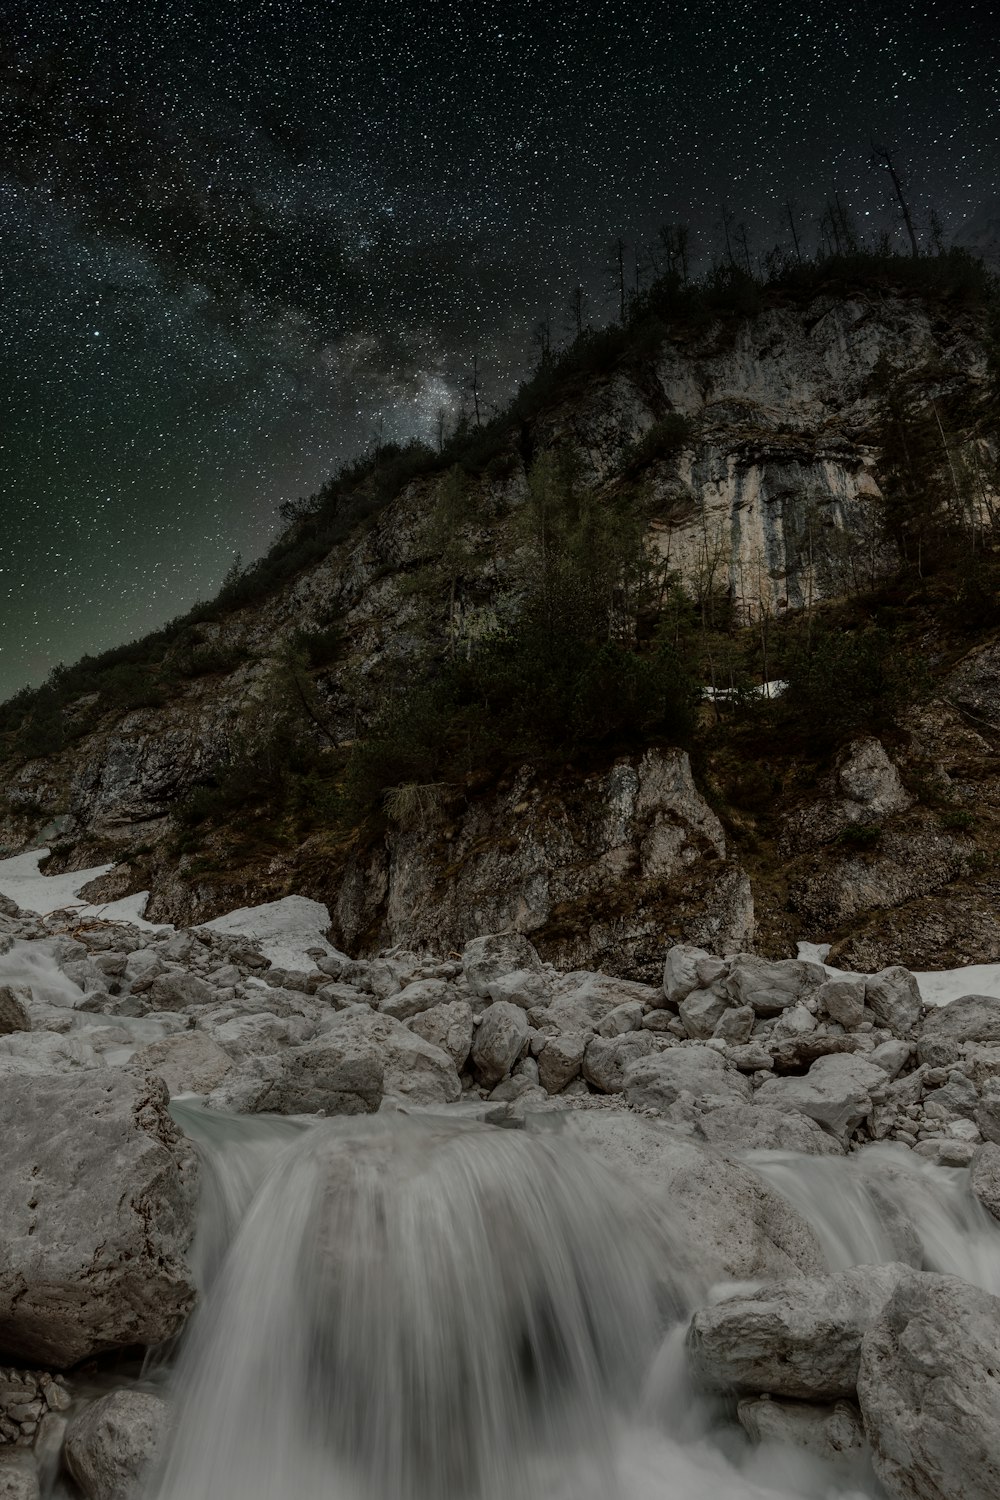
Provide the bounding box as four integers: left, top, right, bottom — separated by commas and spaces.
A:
117, 1103, 1000, 1500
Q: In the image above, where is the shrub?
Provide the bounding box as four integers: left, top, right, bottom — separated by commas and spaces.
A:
783, 625, 924, 745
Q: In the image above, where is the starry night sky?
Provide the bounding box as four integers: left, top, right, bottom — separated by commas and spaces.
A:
1, 0, 997, 699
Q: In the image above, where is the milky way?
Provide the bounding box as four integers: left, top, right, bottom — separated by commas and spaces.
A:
1, 0, 997, 697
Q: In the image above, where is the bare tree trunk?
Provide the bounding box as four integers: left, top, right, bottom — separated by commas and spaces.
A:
786, 200, 802, 264
871, 145, 920, 258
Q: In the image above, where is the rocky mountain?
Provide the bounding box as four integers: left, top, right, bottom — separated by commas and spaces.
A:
1, 254, 998, 979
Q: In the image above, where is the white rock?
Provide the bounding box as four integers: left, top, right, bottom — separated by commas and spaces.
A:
756, 1053, 888, 1144
129, 1032, 234, 1095
858, 1270, 1000, 1500
407, 1001, 474, 1071
596, 1001, 645, 1037
713, 1005, 754, 1044
0, 1071, 197, 1367
918, 994, 1000, 1068
65, 1390, 167, 1500
865, 968, 922, 1036
726, 955, 824, 1015
678, 987, 732, 1038
562, 1112, 824, 1283
537, 1032, 586, 1093
582, 1031, 655, 1093
462, 933, 542, 998
484, 969, 552, 1009
688, 1263, 908, 1399
623, 1045, 750, 1112
662, 944, 712, 1005
814, 976, 866, 1029
470, 1002, 529, 1086
379, 977, 450, 1021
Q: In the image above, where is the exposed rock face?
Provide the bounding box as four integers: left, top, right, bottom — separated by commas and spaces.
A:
64, 1390, 168, 1500
858, 1271, 1000, 1500
330, 749, 754, 982
0, 1072, 198, 1368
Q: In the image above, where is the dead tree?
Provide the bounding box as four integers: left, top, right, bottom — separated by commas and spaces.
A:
566, 285, 587, 339
870, 144, 920, 258
786, 200, 803, 264
721, 203, 737, 269
469, 357, 484, 428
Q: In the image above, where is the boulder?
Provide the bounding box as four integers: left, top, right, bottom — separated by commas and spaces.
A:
865, 968, 922, 1036
969, 1142, 1000, 1221
918, 994, 1000, 1068
379, 977, 450, 1021
858, 1271, 1000, 1500
582, 1031, 654, 1093
623, 1045, 750, 1113
213, 1012, 461, 1112
678, 987, 732, 1039
561, 1112, 824, 1282
0, 1071, 198, 1367
484, 969, 552, 1009
976, 1078, 1000, 1145
407, 1001, 474, 1071
470, 1002, 529, 1086
688, 1101, 844, 1156
0, 1032, 101, 1077
0, 986, 29, 1036
662, 944, 714, 1005
537, 1032, 586, 1094
712, 1005, 754, 1044
596, 1001, 645, 1037
737, 1396, 865, 1462
64, 1390, 168, 1500
147, 971, 217, 1011
815, 976, 866, 1029
462, 933, 542, 999
725, 955, 824, 1015
756, 1053, 888, 1144
688, 1263, 908, 1399
129, 1032, 234, 1095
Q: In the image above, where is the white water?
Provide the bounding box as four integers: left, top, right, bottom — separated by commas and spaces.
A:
131, 1106, 1000, 1500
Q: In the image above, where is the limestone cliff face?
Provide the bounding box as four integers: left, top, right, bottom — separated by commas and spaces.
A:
0, 283, 994, 971
327, 749, 753, 983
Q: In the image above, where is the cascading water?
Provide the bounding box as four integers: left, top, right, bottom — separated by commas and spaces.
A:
138, 1105, 1000, 1500
151, 1108, 673, 1500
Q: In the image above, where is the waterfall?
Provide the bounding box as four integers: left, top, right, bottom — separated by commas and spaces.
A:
140, 1106, 1000, 1500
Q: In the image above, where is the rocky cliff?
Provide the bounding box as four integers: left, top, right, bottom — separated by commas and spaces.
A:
2, 267, 998, 976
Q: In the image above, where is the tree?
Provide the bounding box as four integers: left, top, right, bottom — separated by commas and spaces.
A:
468, 356, 484, 428
786, 200, 803, 264
870, 144, 920, 258
565, 285, 588, 339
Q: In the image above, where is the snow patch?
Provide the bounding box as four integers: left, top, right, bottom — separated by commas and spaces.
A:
197, 895, 345, 971
0, 848, 163, 929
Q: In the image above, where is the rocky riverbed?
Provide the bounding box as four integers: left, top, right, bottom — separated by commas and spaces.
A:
2, 878, 1000, 1499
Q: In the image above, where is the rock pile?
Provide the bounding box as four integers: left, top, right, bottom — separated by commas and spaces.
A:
4, 887, 1000, 1496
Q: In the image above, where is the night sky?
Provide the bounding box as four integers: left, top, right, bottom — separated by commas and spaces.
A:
1, 0, 997, 700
